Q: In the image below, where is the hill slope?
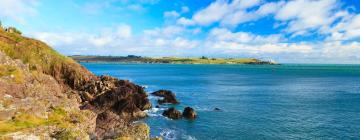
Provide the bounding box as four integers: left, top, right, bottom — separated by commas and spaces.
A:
0, 26, 155, 139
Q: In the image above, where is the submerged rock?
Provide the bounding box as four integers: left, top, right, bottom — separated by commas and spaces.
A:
162, 107, 182, 119
214, 108, 221, 111
151, 90, 179, 104
182, 107, 197, 120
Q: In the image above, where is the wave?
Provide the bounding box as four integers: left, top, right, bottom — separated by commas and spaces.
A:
145, 107, 166, 117
181, 135, 197, 140
193, 105, 224, 112
148, 95, 162, 100
159, 128, 197, 140
160, 129, 177, 140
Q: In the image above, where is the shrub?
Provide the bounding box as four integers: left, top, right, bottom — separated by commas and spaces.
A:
5, 27, 22, 35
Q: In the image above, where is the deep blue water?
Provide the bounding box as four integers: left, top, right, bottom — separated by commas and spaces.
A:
82, 63, 360, 140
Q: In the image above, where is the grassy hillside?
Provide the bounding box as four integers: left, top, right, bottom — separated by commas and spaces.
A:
0, 26, 95, 89
0, 26, 155, 139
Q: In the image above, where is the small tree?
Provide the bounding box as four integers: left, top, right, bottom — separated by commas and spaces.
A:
5, 27, 22, 35
200, 56, 208, 59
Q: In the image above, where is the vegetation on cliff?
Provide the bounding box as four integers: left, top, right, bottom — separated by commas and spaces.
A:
0, 26, 95, 89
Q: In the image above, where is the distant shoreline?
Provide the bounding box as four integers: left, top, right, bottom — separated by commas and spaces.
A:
70, 55, 278, 65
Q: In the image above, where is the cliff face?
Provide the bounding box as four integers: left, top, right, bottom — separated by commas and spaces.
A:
0, 27, 153, 139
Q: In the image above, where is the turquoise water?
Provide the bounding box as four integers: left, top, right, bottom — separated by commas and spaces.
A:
82, 63, 360, 140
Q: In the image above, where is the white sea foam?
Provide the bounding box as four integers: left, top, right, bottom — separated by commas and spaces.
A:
193, 106, 212, 111
145, 107, 166, 117
181, 135, 197, 140
160, 129, 177, 140
148, 95, 162, 100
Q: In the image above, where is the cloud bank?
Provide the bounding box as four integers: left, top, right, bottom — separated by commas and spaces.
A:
1, 0, 360, 63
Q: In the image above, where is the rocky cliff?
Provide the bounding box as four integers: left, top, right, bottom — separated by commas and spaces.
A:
0, 26, 156, 139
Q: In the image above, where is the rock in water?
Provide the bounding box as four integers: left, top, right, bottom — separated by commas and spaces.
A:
162, 107, 182, 119
214, 108, 221, 111
151, 90, 179, 104
182, 107, 197, 120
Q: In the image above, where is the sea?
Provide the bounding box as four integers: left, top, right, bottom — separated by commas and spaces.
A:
81, 63, 360, 140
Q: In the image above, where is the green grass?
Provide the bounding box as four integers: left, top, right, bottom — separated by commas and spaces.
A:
0, 64, 24, 83
0, 107, 87, 136
0, 113, 48, 134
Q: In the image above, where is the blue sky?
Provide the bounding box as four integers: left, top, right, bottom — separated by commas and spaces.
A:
0, 0, 360, 63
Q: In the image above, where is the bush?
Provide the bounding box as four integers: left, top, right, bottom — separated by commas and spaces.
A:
5, 27, 22, 35
200, 56, 208, 59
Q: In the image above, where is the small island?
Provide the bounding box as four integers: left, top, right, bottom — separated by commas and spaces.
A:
70, 55, 278, 65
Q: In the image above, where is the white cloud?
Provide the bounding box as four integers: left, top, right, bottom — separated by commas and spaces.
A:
31, 24, 360, 63
220, 10, 258, 27
32, 24, 132, 48
275, 0, 338, 35
0, 0, 39, 23
116, 24, 132, 38
321, 42, 360, 61
328, 14, 360, 40
192, 0, 229, 26
177, 17, 195, 26
230, 0, 262, 9
205, 38, 360, 63
208, 28, 282, 44
164, 11, 180, 18
119, 0, 160, 5
204, 39, 314, 57
180, 0, 275, 27
144, 26, 185, 38
24, 0, 360, 63
31, 24, 200, 56
256, 2, 284, 16
179, 0, 358, 41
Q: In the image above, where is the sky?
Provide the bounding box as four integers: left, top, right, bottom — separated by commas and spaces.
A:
0, 0, 360, 64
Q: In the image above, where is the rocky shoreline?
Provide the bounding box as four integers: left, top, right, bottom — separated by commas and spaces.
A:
0, 26, 197, 139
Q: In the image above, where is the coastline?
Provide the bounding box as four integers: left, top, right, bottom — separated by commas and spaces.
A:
70, 55, 278, 65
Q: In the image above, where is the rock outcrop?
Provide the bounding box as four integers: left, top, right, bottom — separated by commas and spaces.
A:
162, 107, 182, 119
0, 51, 97, 139
182, 107, 197, 120
151, 90, 179, 104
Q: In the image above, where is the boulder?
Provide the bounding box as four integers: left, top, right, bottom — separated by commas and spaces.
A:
162, 107, 182, 119
151, 90, 179, 104
182, 107, 197, 120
